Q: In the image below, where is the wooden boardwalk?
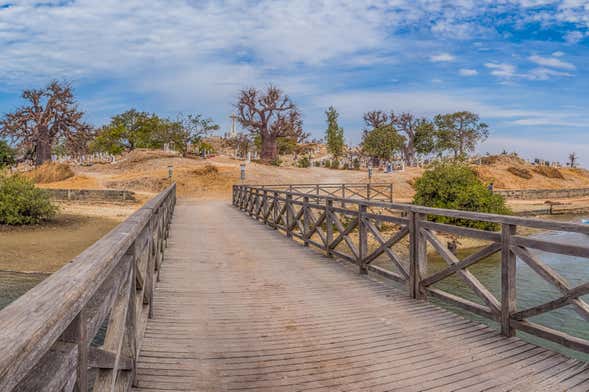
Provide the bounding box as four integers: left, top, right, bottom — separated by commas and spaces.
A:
133, 201, 589, 392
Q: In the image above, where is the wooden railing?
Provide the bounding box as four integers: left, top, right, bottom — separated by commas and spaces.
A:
233, 184, 589, 354
0, 184, 176, 391
243, 183, 393, 203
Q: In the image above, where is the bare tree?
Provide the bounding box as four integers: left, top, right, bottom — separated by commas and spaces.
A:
235, 86, 306, 161
0, 81, 93, 165
569, 152, 578, 168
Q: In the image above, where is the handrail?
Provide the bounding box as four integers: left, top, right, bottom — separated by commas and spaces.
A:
237, 183, 394, 203
0, 184, 176, 391
233, 184, 589, 355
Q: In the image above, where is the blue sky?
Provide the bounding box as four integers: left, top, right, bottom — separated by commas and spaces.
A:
0, 1, 588, 163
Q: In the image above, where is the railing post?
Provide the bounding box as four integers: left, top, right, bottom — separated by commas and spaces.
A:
389, 184, 393, 203
342, 184, 346, 208
262, 190, 268, 224
501, 223, 517, 337
409, 211, 426, 299
62, 310, 88, 392
367, 184, 371, 200
358, 204, 368, 274
326, 199, 333, 256
286, 193, 293, 238
273, 192, 279, 229
303, 196, 310, 246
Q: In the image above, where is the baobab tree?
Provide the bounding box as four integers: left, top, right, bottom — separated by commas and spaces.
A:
0, 81, 93, 165
235, 86, 306, 161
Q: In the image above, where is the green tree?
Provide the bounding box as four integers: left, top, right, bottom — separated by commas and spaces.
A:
413, 162, 510, 230
90, 109, 161, 154
174, 114, 219, 155
361, 125, 404, 161
0, 140, 15, 168
0, 174, 56, 225
325, 106, 344, 158
434, 111, 489, 158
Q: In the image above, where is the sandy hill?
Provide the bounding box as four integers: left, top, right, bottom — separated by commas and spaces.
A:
30, 151, 589, 202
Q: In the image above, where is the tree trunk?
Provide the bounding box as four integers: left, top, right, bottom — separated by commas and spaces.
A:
35, 126, 52, 166
260, 135, 278, 161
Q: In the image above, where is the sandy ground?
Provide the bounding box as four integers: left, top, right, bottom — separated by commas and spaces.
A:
0, 202, 137, 273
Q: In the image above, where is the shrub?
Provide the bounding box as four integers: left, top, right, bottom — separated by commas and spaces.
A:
413, 162, 511, 230
533, 166, 564, 179
331, 159, 340, 169
0, 174, 57, 225
270, 157, 282, 166
353, 158, 361, 170
324, 160, 331, 168
297, 156, 311, 168
0, 141, 15, 168
507, 166, 532, 179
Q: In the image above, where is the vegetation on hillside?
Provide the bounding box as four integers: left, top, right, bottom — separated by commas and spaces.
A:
361, 110, 488, 164
413, 162, 511, 230
0, 140, 15, 168
0, 174, 56, 225
91, 110, 218, 155
325, 106, 344, 158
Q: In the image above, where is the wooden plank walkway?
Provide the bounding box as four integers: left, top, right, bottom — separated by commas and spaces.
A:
133, 201, 589, 392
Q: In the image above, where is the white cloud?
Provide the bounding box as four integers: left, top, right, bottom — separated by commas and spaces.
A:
564, 30, 585, 44
430, 53, 456, 62
525, 67, 573, 80
529, 54, 575, 69
459, 68, 478, 76
552, 51, 565, 57
485, 62, 517, 78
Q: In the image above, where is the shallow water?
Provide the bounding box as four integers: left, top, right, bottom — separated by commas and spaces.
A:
0, 271, 47, 310
428, 228, 589, 361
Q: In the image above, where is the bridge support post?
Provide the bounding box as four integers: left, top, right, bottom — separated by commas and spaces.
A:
501, 223, 517, 337
409, 212, 426, 299
303, 196, 310, 246
326, 199, 333, 257
358, 204, 368, 274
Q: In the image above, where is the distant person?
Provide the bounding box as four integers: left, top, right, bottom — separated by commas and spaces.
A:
487, 182, 494, 192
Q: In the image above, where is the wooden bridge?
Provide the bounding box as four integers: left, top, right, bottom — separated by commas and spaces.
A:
1, 183, 589, 391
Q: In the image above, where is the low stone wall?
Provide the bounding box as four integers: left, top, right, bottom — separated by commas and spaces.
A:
45, 189, 136, 202
495, 188, 589, 200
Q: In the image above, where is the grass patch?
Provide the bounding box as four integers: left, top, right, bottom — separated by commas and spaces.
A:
24, 162, 74, 183
532, 166, 565, 179
507, 166, 533, 179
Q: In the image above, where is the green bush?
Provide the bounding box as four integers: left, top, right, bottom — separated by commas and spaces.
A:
331, 159, 340, 169
0, 174, 57, 225
413, 162, 510, 230
270, 157, 282, 166
324, 160, 331, 168
353, 158, 361, 170
297, 156, 311, 168
0, 140, 15, 168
